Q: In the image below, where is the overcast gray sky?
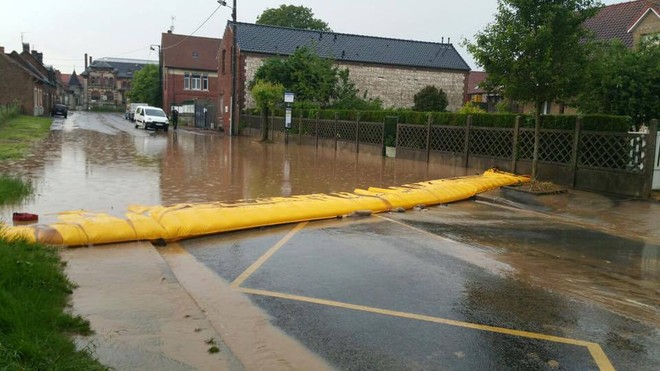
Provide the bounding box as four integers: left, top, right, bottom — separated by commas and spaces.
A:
0, 0, 620, 73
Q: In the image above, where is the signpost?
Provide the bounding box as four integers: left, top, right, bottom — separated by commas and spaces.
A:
284, 92, 294, 144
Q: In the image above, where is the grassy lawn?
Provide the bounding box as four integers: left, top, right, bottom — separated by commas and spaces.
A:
1, 113, 106, 369
0, 238, 106, 370
0, 115, 53, 160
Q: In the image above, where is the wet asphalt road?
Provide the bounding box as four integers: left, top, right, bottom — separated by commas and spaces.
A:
2, 112, 658, 370
184, 208, 659, 370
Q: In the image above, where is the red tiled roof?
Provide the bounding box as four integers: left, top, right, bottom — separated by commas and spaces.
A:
584, 0, 660, 48
467, 71, 488, 95
60, 73, 71, 86
161, 32, 221, 71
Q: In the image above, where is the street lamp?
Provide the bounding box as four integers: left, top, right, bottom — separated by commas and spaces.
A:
218, 0, 238, 136
150, 44, 163, 108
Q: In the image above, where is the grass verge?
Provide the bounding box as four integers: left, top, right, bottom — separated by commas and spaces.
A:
0, 115, 52, 160
0, 237, 106, 369
0, 175, 33, 205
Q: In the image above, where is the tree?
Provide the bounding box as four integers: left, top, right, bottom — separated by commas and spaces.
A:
251, 80, 285, 141
252, 46, 338, 106
128, 64, 161, 107
576, 39, 660, 126
413, 86, 448, 112
252, 46, 382, 110
256, 5, 331, 31
466, 0, 601, 179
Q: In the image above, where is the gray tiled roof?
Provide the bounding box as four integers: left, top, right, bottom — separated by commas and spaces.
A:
86, 58, 158, 78
235, 22, 470, 71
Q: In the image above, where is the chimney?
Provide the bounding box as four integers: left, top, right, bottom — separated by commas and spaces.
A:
84, 53, 88, 69
89, 56, 92, 65
22, 42, 29, 53
31, 50, 43, 64
167, 29, 172, 34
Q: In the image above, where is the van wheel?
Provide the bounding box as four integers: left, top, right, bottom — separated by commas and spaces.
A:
135, 123, 138, 129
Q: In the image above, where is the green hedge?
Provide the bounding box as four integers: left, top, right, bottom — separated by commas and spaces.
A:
241, 109, 632, 132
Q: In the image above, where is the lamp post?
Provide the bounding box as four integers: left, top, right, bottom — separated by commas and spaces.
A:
150, 44, 163, 108
218, 0, 237, 136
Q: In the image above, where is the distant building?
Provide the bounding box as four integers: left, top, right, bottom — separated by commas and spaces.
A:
80, 57, 157, 109
59, 71, 84, 109
161, 32, 221, 115
584, 0, 660, 49
218, 22, 470, 126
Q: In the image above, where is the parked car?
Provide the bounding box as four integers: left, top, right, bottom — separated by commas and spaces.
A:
134, 106, 169, 132
51, 104, 68, 118
127, 103, 147, 121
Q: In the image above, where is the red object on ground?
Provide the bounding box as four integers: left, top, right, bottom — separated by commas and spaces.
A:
12, 212, 38, 222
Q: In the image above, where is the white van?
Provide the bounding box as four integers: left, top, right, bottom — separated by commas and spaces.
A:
134, 106, 170, 132
127, 103, 147, 121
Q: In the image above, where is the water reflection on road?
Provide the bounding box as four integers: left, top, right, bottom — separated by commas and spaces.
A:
0, 111, 467, 224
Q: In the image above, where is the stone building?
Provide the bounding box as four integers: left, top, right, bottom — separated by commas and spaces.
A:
218, 22, 470, 126
59, 71, 84, 109
81, 57, 157, 109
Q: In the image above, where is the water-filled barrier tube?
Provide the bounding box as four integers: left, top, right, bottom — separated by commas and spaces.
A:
1, 169, 528, 247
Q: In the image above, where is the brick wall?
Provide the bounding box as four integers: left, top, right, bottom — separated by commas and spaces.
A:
0, 56, 35, 114
242, 54, 467, 112
163, 68, 219, 112
632, 12, 660, 48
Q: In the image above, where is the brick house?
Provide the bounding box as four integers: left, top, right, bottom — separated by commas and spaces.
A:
218, 22, 470, 126
161, 31, 221, 115
81, 57, 157, 109
584, 0, 660, 49
475, 0, 660, 115
0, 44, 59, 116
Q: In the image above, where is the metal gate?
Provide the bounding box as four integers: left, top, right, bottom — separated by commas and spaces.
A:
194, 101, 217, 129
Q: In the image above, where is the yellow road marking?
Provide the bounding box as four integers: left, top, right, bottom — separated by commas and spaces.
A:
229, 217, 614, 370
237, 287, 614, 370
230, 222, 308, 288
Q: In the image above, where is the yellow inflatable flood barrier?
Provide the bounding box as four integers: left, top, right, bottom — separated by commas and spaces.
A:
1, 169, 528, 247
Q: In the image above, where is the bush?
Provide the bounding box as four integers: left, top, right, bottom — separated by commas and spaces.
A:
413, 86, 448, 112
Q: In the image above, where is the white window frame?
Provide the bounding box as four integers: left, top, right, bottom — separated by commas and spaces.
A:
184, 72, 190, 90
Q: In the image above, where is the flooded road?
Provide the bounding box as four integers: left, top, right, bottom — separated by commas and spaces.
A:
0, 111, 466, 224
2, 112, 658, 370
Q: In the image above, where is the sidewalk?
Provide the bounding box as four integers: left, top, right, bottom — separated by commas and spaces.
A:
476, 187, 660, 243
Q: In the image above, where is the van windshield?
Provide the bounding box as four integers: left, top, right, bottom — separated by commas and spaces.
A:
145, 109, 166, 117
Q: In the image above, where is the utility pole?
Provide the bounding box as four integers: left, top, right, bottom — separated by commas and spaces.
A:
219, 0, 238, 136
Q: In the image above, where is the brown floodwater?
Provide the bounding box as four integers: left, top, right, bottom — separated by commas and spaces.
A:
0, 111, 472, 225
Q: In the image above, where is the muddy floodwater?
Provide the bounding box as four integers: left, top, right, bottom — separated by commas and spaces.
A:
0, 111, 470, 224
2, 112, 658, 370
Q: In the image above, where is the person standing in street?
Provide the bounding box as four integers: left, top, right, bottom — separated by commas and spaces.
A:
171, 108, 179, 130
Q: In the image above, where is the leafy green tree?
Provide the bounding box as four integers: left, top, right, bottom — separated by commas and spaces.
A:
251, 80, 285, 141
466, 0, 601, 178
252, 46, 337, 106
252, 46, 383, 110
128, 64, 161, 107
576, 39, 660, 125
413, 85, 448, 112
256, 5, 331, 31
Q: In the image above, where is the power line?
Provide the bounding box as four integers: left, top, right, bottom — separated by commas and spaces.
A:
161, 5, 222, 50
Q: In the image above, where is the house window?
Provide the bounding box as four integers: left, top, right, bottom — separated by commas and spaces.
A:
191, 73, 201, 90
106, 91, 114, 101
184, 72, 208, 91
192, 51, 199, 59
221, 50, 226, 74
91, 91, 101, 100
